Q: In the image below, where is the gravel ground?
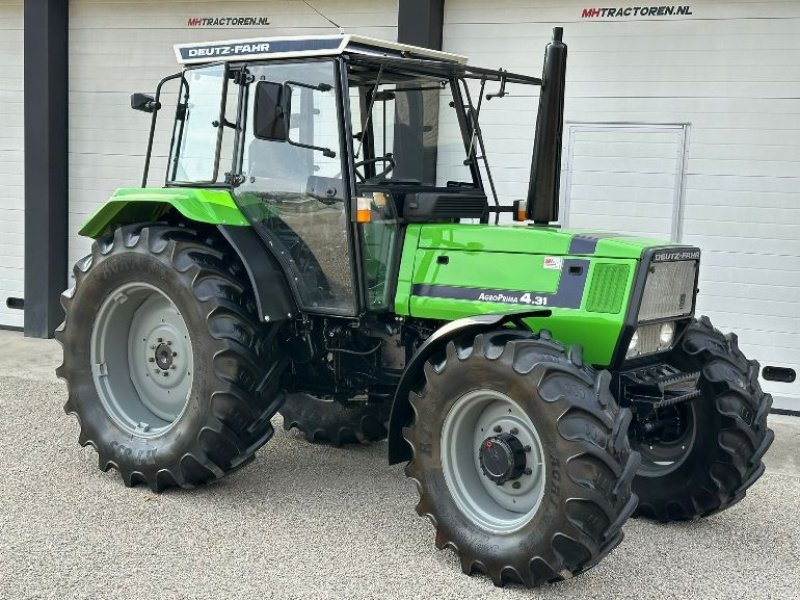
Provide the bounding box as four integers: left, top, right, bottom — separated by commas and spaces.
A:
1, 333, 799, 599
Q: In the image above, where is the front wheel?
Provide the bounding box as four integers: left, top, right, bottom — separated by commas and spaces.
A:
403, 329, 640, 587
630, 317, 775, 521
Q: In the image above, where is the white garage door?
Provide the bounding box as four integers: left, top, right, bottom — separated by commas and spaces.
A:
0, 1, 24, 328
68, 0, 398, 271
444, 1, 800, 410
563, 123, 688, 240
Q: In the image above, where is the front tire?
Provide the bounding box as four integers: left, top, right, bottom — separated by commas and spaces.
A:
56, 225, 288, 491
403, 329, 640, 587
631, 316, 775, 521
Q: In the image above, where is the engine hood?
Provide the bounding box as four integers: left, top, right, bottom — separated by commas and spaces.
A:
417, 223, 677, 260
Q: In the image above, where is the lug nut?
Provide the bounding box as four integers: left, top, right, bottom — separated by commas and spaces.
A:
512, 481, 521, 489
148, 357, 154, 363
524, 468, 532, 476
172, 352, 177, 357
166, 341, 172, 346
158, 338, 163, 343
162, 372, 169, 377
493, 425, 502, 433
510, 427, 519, 435
150, 345, 156, 350
524, 445, 532, 452
170, 365, 176, 370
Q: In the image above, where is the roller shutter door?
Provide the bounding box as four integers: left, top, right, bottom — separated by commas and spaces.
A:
0, 1, 24, 328
443, 1, 800, 410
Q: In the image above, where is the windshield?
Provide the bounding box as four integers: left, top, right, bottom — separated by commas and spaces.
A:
347, 65, 476, 187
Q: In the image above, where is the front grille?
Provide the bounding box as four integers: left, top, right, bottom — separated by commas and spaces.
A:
639, 260, 697, 322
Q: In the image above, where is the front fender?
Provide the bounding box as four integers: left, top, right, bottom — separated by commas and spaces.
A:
79, 188, 249, 238
387, 310, 550, 465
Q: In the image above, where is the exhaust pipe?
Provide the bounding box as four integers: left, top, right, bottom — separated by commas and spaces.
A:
526, 27, 567, 224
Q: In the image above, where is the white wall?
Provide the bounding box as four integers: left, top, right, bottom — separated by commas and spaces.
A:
443, 0, 800, 408
0, 1, 24, 328
68, 0, 398, 270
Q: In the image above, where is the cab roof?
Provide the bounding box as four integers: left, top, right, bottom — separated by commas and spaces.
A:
174, 34, 468, 66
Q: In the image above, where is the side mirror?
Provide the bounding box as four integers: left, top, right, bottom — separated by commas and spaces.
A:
253, 81, 291, 141
131, 92, 160, 113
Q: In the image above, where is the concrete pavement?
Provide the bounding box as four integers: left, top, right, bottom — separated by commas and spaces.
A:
1, 330, 798, 599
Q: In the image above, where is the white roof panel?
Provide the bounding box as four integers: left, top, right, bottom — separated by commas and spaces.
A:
174, 34, 468, 66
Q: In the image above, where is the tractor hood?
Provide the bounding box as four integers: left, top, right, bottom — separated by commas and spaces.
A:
416, 224, 672, 260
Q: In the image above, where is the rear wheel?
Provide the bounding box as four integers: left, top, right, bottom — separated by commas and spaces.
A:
403, 329, 640, 587
280, 393, 389, 445
56, 224, 288, 491
630, 317, 775, 521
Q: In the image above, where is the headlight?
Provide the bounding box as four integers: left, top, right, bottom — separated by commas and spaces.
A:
626, 329, 640, 359
659, 322, 674, 349
627, 322, 676, 359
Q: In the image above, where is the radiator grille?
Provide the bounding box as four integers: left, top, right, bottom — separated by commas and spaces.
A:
639, 260, 697, 322
586, 264, 630, 314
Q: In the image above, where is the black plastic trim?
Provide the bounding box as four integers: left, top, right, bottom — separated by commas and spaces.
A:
762, 366, 796, 384
218, 225, 297, 323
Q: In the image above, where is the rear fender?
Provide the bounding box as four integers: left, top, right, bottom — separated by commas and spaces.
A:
387, 310, 550, 465
78, 188, 249, 238
78, 188, 296, 324
218, 225, 297, 324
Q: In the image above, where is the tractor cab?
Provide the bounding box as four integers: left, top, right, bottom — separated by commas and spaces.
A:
132, 34, 552, 317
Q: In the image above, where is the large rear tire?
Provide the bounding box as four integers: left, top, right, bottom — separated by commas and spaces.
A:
56, 224, 288, 491
631, 316, 775, 521
280, 393, 389, 445
403, 329, 640, 587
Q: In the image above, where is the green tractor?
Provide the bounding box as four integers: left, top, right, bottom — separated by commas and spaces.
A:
57, 30, 773, 586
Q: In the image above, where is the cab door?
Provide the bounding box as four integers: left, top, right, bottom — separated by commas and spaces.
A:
234, 59, 357, 315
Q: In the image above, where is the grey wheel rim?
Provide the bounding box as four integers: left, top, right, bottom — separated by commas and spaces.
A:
634, 403, 697, 477
440, 389, 546, 534
90, 282, 194, 438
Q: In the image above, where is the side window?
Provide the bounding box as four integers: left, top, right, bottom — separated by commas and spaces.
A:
360, 191, 398, 310
236, 61, 355, 314
169, 64, 227, 183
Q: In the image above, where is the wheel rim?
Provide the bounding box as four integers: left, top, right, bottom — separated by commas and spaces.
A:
632, 402, 697, 477
440, 389, 546, 534
90, 282, 194, 437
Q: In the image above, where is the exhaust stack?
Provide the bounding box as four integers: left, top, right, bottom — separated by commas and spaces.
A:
526, 27, 567, 224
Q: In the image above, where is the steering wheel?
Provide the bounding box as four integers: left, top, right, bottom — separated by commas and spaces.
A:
354, 154, 396, 183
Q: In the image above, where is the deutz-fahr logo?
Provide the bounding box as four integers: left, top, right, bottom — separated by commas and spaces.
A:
652, 249, 701, 262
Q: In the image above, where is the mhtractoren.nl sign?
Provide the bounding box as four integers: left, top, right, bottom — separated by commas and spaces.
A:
581, 5, 693, 18
187, 16, 271, 27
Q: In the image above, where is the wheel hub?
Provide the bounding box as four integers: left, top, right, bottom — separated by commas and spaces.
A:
479, 432, 527, 485
154, 342, 174, 371
440, 389, 546, 534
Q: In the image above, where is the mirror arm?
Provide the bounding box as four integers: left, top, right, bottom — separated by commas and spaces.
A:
285, 80, 332, 93
287, 138, 336, 158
